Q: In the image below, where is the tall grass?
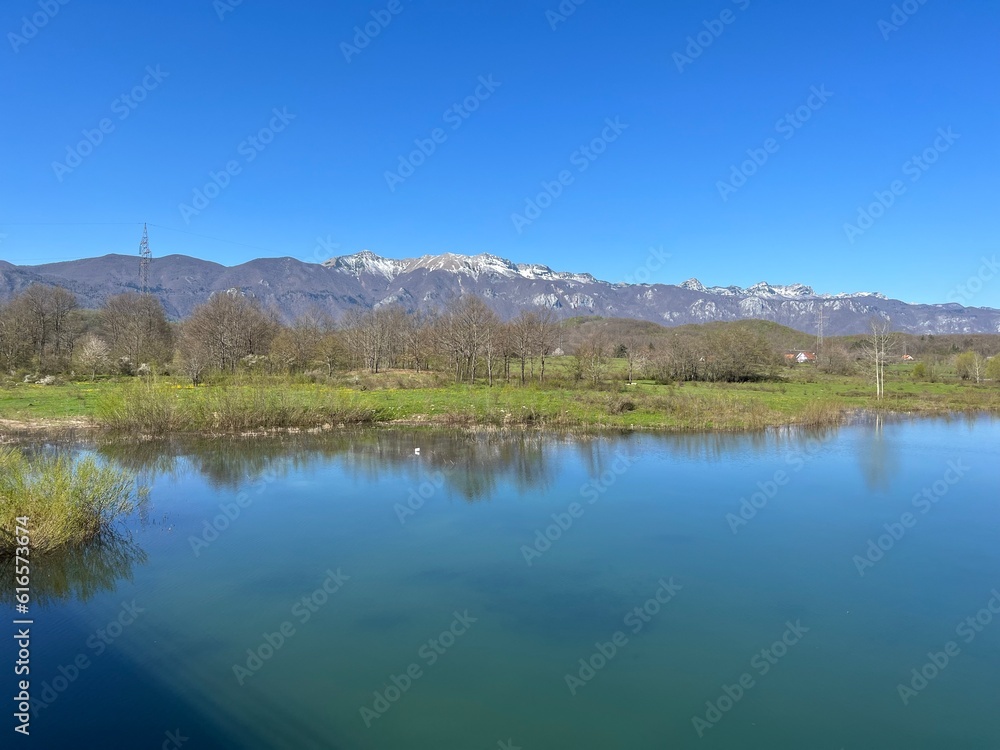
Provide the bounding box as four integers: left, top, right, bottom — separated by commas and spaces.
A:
84, 373, 997, 436
96, 380, 186, 433
639, 389, 778, 430
189, 386, 388, 431
797, 399, 845, 426
96, 379, 390, 434
0, 448, 142, 556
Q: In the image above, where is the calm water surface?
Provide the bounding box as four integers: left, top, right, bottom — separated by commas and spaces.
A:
10, 417, 1000, 749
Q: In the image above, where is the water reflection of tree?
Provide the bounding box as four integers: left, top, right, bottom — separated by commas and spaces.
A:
335, 431, 557, 502
0, 534, 147, 607
93, 428, 863, 505
99, 438, 295, 490
857, 412, 901, 492
95, 431, 564, 503
51, 422, 892, 517
97, 440, 182, 491
631, 426, 841, 463
574, 435, 632, 478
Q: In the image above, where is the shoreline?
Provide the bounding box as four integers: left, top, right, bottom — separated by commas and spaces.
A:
2, 403, 996, 441
3, 374, 998, 441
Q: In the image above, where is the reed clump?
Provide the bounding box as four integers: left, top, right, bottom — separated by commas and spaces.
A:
0, 448, 142, 556
96, 380, 391, 434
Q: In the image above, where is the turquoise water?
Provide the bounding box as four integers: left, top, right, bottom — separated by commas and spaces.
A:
10, 418, 1000, 749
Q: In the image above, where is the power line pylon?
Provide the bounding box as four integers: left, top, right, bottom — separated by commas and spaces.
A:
816, 307, 825, 356
139, 223, 151, 294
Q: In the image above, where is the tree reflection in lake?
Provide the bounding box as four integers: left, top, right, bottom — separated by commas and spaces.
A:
656, 425, 842, 463
856, 412, 902, 492
0, 420, 909, 614
96, 431, 565, 502
89, 426, 862, 507
0, 533, 147, 607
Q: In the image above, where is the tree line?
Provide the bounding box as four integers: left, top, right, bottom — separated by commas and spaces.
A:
0, 286, 568, 385
1, 283, 996, 386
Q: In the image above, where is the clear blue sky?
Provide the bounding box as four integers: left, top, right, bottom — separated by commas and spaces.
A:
1, 0, 997, 307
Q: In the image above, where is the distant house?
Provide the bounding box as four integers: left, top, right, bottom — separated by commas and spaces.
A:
901, 354, 915, 361
785, 351, 817, 364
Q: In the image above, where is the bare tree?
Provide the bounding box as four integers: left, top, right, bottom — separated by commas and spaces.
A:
532, 308, 558, 384
176, 346, 208, 385
341, 309, 368, 372
178, 292, 277, 375
861, 318, 897, 399
100, 293, 173, 367
307, 312, 342, 377
15, 285, 78, 370
382, 305, 413, 370
481, 315, 503, 387
653, 335, 703, 382
509, 308, 556, 385
316, 329, 343, 376
576, 332, 611, 385
270, 311, 325, 373
622, 335, 651, 384
435, 296, 498, 384
0, 300, 33, 372
401, 310, 435, 373
509, 311, 533, 385
343, 306, 409, 373
818, 343, 855, 376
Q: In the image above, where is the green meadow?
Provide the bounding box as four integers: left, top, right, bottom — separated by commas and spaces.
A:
2, 362, 997, 435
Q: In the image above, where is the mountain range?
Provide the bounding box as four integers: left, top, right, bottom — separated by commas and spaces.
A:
1, 250, 997, 336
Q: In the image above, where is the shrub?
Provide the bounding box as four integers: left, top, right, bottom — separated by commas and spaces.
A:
0, 448, 143, 556
606, 395, 637, 414
985, 356, 1000, 382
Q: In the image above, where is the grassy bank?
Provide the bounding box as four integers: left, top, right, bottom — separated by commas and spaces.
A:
1, 370, 998, 435
0, 448, 142, 556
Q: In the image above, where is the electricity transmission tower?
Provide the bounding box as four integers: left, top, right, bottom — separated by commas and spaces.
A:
139, 223, 151, 293
816, 307, 825, 356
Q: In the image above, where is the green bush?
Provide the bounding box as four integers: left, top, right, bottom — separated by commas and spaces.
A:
986, 357, 1000, 382
0, 448, 142, 556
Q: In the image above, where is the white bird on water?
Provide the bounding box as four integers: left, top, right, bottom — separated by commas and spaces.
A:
414, 448, 421, 455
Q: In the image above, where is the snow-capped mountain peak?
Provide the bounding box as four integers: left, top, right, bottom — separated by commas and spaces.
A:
324, 251, 890, 302
746, 281, 816, 298
323, 250, 405, 280
326, 250, 600, 284
680, 278, 815, 298
679, 278, 706, 293
680, 277, 885, 300
6, 250, 997, 335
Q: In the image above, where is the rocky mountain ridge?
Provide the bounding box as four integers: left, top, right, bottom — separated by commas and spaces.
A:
0, 249, 996, 335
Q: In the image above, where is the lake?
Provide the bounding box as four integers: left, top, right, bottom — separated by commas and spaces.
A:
11, 417, 1000, 749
